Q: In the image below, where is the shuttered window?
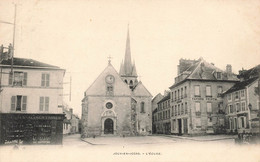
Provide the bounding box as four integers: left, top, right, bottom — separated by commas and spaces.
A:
10, 96, 27, 111
23, 72, 27, 86
22, 96, 27, 110
11, 96, 16, 111
39, 96, 50, 111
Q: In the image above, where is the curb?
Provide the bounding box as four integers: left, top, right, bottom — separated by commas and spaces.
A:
161, 135, 236, 142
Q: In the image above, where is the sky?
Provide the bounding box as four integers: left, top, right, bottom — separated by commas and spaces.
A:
0, 0, 260, 116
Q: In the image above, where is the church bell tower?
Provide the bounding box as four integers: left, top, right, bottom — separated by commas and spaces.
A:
119, 25, 138, 90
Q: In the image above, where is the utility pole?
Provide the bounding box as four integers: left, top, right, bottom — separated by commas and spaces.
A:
11, 3, 17, 74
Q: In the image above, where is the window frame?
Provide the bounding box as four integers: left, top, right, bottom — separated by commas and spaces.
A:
194, 85, 200, 97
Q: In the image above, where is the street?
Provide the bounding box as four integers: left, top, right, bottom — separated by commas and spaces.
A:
1, 134, 260, 162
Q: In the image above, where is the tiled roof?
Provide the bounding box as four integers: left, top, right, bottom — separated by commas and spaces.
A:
157, 93, 170, 104
0, 57, 60, 69
223, 77, 258, 95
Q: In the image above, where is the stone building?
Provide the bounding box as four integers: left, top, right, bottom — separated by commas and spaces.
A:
81, 28, 152, 137
169, 58, 239, 135
153, 92, 171, 134
223, 64, 260, 134
63, 106, 80, 134
152, 93, 163, 133
0, 57, 65, 144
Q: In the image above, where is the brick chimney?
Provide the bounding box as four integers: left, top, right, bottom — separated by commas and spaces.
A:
226, 64, 232, 73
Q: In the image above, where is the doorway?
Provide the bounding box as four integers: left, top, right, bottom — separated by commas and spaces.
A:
178, 119, 182, 135
104, 118, 114, 134
183, 118, 188, 134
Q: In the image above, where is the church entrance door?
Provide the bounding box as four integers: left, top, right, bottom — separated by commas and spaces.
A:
104, 118, 114, 134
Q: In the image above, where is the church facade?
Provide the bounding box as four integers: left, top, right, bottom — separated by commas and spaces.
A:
81, 28, 152, 137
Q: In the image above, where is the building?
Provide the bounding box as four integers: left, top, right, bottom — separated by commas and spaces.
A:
153, 92, 171, 134
169, 58, 239, 135
0, 57, 65, 144
151, 93, 163, 133
223, 64, 260, 135
63, 106, 80, 134
81, 27, 152, 137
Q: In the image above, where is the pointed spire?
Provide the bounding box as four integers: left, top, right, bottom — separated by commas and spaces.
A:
119, 60, 125, 75
124, 24, 132, 75
132, 60, 138, 77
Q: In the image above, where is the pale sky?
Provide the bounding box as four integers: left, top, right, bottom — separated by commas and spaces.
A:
1, 0, 260, 116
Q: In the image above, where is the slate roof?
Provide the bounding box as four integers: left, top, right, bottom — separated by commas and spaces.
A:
0, 57, 61, 69
169, 58, 239, 89
223, 77, 258, 95
238, 64, 260, 80
157, 93, 170, 104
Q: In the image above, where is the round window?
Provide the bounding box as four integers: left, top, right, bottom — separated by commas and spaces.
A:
106, 102, 113, 109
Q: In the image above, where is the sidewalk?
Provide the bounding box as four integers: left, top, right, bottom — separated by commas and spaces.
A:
159, 134, 237, 142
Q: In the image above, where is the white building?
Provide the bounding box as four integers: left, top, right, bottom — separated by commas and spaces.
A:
0, 57, 65, 144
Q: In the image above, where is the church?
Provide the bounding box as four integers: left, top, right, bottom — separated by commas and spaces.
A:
81, 27, 153, 137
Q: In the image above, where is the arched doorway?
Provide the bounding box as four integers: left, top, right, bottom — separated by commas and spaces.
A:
104, 118, 114, 134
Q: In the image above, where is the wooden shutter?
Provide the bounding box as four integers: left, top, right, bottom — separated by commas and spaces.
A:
22, 96, 27, 110
23, 72, 27, 86
39, 97, 44, 111
41, 74, 45, 86
11, 96, 16, 111
45, 97, 49, 111
46, 74, 50, 87
9, 73, 13, 85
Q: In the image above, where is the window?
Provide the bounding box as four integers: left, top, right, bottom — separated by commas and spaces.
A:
174, 105, 177, 116
206, 86, 212, 97
216, 72, 222, 79
228, 94, 232, 101
184, 86, 187, 97
240, 117, 246, 128
217, 86, 223, 96
236, 103, 240, 112
194, 86, 200, 96
9, 71, 27, 86
106, 102, 113, 109
207, 102, 212, 113
195, 102, 200, 112
175, 91, 177, 101
178, 104, 180, 115
240, 90, 245, 98
229, 105, 233, 113
106, 85, 114, 95
178, 89, 180, 99
140, 102, 145, 113
185, 102, 188, 114
11, 96, 27, 111
181, 88, 183, 99
171, 106, 174, 116
41, 73, 50, 87
168, 109, 170, 118
235, 91, 239, 100
241, 102, 245, 111
39, 96, 49, 111
181, 103, 184, 115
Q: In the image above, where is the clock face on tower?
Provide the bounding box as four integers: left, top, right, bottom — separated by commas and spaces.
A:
105, 75, 115, 84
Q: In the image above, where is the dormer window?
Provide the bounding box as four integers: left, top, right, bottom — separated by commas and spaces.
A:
216, 72, 222, 79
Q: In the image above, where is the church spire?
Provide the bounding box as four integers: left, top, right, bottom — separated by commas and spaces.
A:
124, 24, 132, 75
